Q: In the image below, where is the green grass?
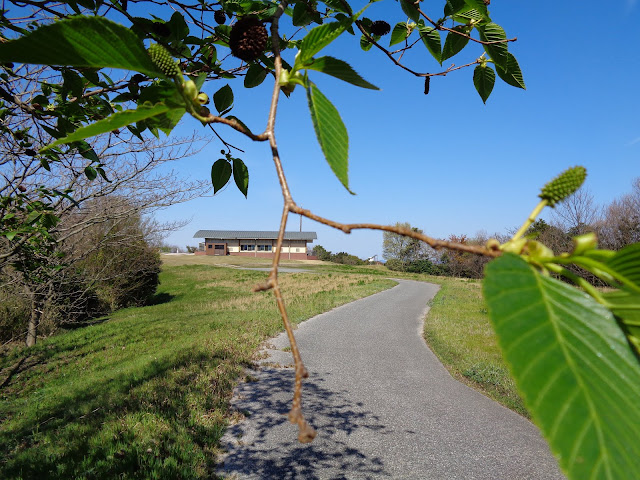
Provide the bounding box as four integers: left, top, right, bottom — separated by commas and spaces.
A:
422, 276, 527, 417
0, 264, 394, 479
163, 257, 526, 416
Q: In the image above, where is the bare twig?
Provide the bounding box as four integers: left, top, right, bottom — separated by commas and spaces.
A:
355, 22, 482, 78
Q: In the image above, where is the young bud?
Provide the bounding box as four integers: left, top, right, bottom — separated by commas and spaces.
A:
148, 44, 180, 76
526, 240, 554, 260
539, 166, 587, 207
572, 232, 598, 255
183, 80, 198, 100
501, 238, 527, 254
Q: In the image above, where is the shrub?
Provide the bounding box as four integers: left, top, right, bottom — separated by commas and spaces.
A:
385, 258, 406, 272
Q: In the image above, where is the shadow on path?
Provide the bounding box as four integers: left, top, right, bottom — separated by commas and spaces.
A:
219, 366, 390, 479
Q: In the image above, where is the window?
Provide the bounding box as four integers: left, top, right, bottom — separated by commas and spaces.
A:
207, 244, 212, 249
241, 244, 255, 251
214, 244, 225, 250
257, 244, 272, 252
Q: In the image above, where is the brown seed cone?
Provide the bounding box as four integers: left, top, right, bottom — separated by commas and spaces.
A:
214, 10, 226, 25
229, 17, 268, 62
370, 20, 391, 36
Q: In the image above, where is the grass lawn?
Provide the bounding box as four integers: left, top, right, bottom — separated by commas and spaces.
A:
0, 262, 394, 479
423, 276, 527, 417
0, 255, 526, 479
163, 256, 526, 415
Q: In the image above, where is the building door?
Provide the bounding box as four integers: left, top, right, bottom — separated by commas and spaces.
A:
213, 243, 227, 255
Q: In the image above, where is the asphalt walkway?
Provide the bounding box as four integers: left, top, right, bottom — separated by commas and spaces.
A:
218, 279, 565, 479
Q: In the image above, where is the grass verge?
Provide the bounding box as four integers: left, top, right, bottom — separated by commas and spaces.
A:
422, 276, 527, 417
0, 264, 394, 479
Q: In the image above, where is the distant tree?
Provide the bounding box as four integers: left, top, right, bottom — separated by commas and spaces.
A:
186, 245, 198, 253
0, 196, 167, 344
311, 245, 332, 262
384, 258, 405, 272
438, 232, 493, 279
551, 187, 599, 236
331, 251, 364, 265
382, 222, 425, 264
597, 178, 640, 250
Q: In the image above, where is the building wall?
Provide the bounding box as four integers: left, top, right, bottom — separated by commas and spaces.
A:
203, 237, 312, 258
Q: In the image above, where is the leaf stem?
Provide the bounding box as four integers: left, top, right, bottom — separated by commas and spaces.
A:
511, 199, 547, 242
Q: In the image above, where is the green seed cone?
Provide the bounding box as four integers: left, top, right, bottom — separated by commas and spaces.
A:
148, 44, 180, 76
539, 166, 587, 207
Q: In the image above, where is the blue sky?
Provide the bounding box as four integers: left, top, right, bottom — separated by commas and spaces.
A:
155, 1, 640, 258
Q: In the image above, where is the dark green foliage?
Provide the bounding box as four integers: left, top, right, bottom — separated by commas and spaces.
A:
385, 258, 445, 275
311, 245, 364, 264
80, 240, 161, 311
405, 259, 443, 275
384, 258, 405, 271
331, 251, 365, 265
311, 244, 332, 261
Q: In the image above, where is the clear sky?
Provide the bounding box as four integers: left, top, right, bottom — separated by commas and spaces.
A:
155, 1, 640, 258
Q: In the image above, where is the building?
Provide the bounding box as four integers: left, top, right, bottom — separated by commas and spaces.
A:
193, 230, 318, 260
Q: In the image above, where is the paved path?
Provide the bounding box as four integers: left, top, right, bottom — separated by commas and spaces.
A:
218, 280, 565, 479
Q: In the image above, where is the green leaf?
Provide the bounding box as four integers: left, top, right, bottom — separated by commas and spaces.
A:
473, 64, 495, 103
293, 2, 314, 27
0, 16, 163, 77
441, 26, 470, 62
303, 56, 378, 90
40, 103, 173, 151
453, 8, 485, 23
168, 11, 189, 41
5, 231, 18, 241
399, 0, 420, 23
419, 27, 441, 65
604, 290, 640, 356
61, 69, 84, 99
25, 211, 42, 224
606, 243, 640, 290
306, 84, 351, 193
300, 19, 352, 64
211, 159, 232, 194
360, 34, 374, 51
213, 84, 233, 113
495, 52, 526, 89
84, 165, 97, 180
136, 80, 187, 134
390, 22, 410, 47
232, 157, 249, 198
444, 0, 466, 17
322, 0, 352, 14
244, 64, 268, 88
462, 0, 488, 19
484, 254, 640, 480
77, 142, 99, 163
226, 115, 250, 132
477, 22, 508, 68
